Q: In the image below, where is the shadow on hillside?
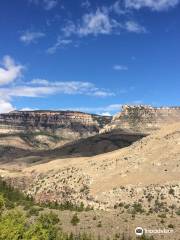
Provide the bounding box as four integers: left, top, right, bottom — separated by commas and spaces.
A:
0, 130, 147, 165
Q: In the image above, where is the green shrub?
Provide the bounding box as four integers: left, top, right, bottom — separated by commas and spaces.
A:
0, 194, 5, 212
0, 210, 26, 240
71, 213, 80, 226
168, 224, 174, 229
175, 208, 180, 215
158, 213, 166, 218
25, 212, 60, 240
4, 199, 15, 209
0, 177, 34, 206
26, 206, 41, 217
97, 221, 102, 228
0, 210, 61, 240
169, 188, 175, 195
131, 202, 144, 214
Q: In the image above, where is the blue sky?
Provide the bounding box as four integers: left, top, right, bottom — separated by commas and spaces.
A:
0, 0, 179, 115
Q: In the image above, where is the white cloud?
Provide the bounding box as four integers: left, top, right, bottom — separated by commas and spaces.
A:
125, 0, 180, 11
0, 55, 115, 112
64, 104, 122, 115
20, 31, 45, 44
78, 9, 114, 36
125, 21, 147, 33
81, 0, 91, 8
0, 56, 115, 113
29, 0, 58, 10
0, 86, 58, 97
31, 79, 49, 85
111, 1, 127, 15
46, 5, 147, 53
0, 55, 23, 85
113, 65, 128, 71
47, 38, 72, 54
100, 112, 112, 116
62, 21, 77, 37
0, 99, 15, 113
60, 8, 147, 41
20, 107, 38, 111
0, 80, 115, 98
44, 0, 58, 10
91, 90, 115, 97
77, 104, 122, 112
61, 9, 122, 38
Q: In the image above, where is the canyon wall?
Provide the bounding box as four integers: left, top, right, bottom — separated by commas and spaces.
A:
101, 105, 180, 133
1, 105, 180, 149
0, 110, 111, 137
1, 105, 180, 136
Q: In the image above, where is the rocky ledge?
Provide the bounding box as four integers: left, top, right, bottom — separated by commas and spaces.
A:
101, 105, 180, 133
0, 110, 112, 138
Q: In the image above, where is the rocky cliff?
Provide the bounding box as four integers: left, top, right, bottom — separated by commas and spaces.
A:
1, 105, 180, 149
101, 105, 180, 133
0, 110, 111, 133
0, 110, 111, 149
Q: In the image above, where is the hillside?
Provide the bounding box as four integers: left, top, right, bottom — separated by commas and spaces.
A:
0, 130, 146, 166
1, 123, 179, 211
0, 110, 180, 239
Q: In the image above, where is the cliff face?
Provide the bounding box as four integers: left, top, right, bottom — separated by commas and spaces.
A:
1, 105, 180, 149
0, 110, 110, 133
101, 105, 180, 133
0, 111, 112, 149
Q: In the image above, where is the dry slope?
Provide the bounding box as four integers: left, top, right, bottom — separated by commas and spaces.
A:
1, 123, 179, 212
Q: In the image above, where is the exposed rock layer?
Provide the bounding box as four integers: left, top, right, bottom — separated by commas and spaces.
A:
101, 105, 180, 133
0, 111, 112, 148
0, 110, 111, 134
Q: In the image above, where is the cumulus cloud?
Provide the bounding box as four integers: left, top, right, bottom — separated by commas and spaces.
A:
0, 54, 115, 112
125, 0, 180, 11
0, 55, 115, 112
113, 65, 128, 71
0, 55, 23, 85
0, 99, 15, 113
20, 31, 45, 44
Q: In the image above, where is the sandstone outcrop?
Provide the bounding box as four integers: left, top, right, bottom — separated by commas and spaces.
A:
0, 110, 111, 134
0, 110, 112, 149
101, 105, 180, 133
